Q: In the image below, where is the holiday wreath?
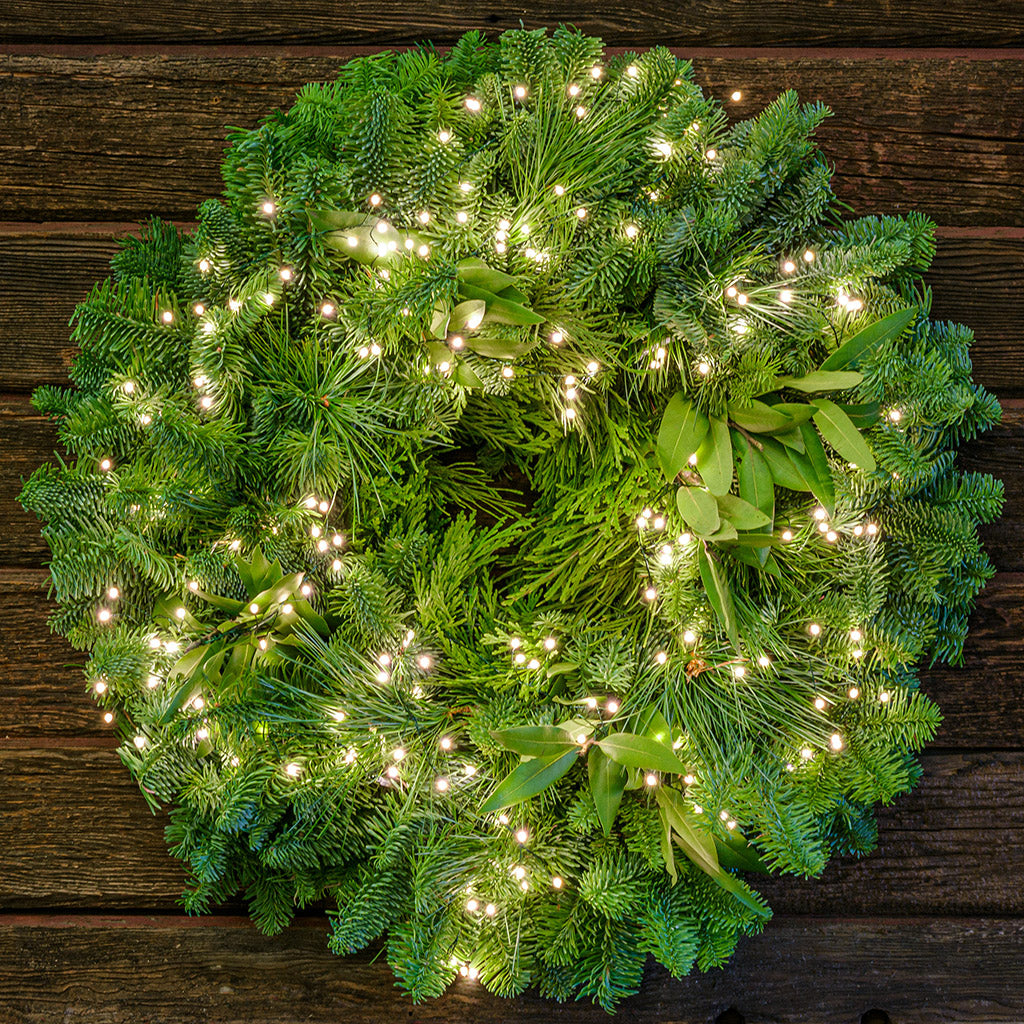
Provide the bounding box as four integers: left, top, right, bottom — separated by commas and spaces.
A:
21, 28, 1002, 1011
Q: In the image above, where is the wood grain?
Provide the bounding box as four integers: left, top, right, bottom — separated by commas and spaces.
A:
3, 230, 1022, 395
0, 747, 1020, 915
1, 54, 1023, 225
1, 914, 1022, 1023
4, 3, 1024, 46
2, 566, 1020, 745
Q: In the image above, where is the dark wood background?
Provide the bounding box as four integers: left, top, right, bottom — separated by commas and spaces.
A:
1, 6, 1023, 1022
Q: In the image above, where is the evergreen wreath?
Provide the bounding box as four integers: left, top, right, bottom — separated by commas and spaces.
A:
21, 27, 1003, 1011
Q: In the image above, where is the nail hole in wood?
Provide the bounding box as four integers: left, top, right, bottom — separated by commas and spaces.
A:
715, 1009, 746, 1024
861, 1011, 892, 1024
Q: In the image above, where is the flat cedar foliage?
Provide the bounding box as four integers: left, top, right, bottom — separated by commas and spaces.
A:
20, 27, 1002, 1012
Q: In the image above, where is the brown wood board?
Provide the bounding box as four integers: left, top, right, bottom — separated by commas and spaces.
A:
4, 4, 1024, 46
0, 54, 1022, 225
1, 914, 1022, 1023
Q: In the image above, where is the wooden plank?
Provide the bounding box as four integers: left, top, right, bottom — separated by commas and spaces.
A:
4, 398, 1021, 571
3, 230, 1022, 395
0, 913, 1022, 1023
2, 566, 1020, 745
0, 747, 1020, 914
4, 3, 1024, 47
0, 54, 1022, 225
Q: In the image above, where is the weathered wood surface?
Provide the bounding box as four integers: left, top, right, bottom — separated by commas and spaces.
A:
1, 914, 1022, 1024
1, 54, 1023, 225
0, 746, 1020, 916
5, 2, 1024, 47
4, 230, 1022, 394
3, 566, 1022, 746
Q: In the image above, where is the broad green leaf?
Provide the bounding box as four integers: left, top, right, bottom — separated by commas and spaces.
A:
308, 209, 365, 233
465, 334, 539, 359
820, 306, 917, 371
453, 360, 485, 388
695, 415, 733, 495
715, 494, 771, 530
771, 428, 805, 452
247, 573, 305, 616
698, 543, 740, 651
660, 808, 678, 883
658, 789, 771, 917
588, 746, 628, 837
292, 599, 331, 637
791, 423, 835, 515
425, 341, 450, 367
705, 522, 738, 542
429, 304, 450, 339
194, 588, 245, 614
811, 398, 877, 471
480, 746, 579, 812
448, 299, 487, 333
456, 256, 521, 294
769, 402, 817, 427
839, 401, 882, 429
676, 486, 720, 536
760, 436, 812, 491
656, 787, 720, 879
458, 282, 546, 326
728, 399, 794, 433
729, 532, 776, 548
597, 732, 688, 774
657, 393, 710, 481
773, 370, 863, 393
736, 442, 775, 528
490, 725, 581, 758
714, 831, 769, 874
635, 705, 673, 744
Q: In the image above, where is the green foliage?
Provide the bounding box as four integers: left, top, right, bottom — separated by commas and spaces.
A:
19, 26, 1000, 1014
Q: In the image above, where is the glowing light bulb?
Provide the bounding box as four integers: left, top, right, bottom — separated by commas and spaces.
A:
456, 211, 468, 224
576, 207, 588, 219
435, 777, 449, 792
889, 409, 903, 423
515, 828, 528, 844
485, 903, 497, 916
645, 773, 658, 787
161, 310, 174, 324
655, 650, 668, 665
606, 699, 620, 713
147, 674, 161, 688
826, 530, 838, 542
782, 529, 794, 542
803, 249, 815, 262
730, 90, 742, 101
654, 141, 673, 158
779, 289, 793, 302
192, 696, 205, 711
553, 184, 566, 197
94, 680, 108, 694
866, 522, 879, 536
501, 365, 515, 379
544, 637, 557, 651
809, 623, 821, 637
567, 83, 580, 97
783, 260, 796, 273
830, 733, 843, 751
464, 97, 481, 112
103, 711, 114, 724
683, 629, 697, 645
459, 181, 472, 193
590, 65, 603, 79
732, 664, 746, 679
705, 148, 717, 160
466, 898, 479, 912
514, 85, 528, 100
417, 655, 433, 671
438, 129, 451, 143
814, 697, 826, 710
97, 608, 112, 623
624, 223, 639, 239
228, 298, 241, 312
643, 586, 657, 602
757, 654, 772, 669
279, 267, 293, 282
198, 259, 211, 273
134, 735, 146, 749
697, 360, 711, 375
586, 361, 599, 374
369, 193, 382, 206
321, 302, 335, 317
575, 105, 587, 119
